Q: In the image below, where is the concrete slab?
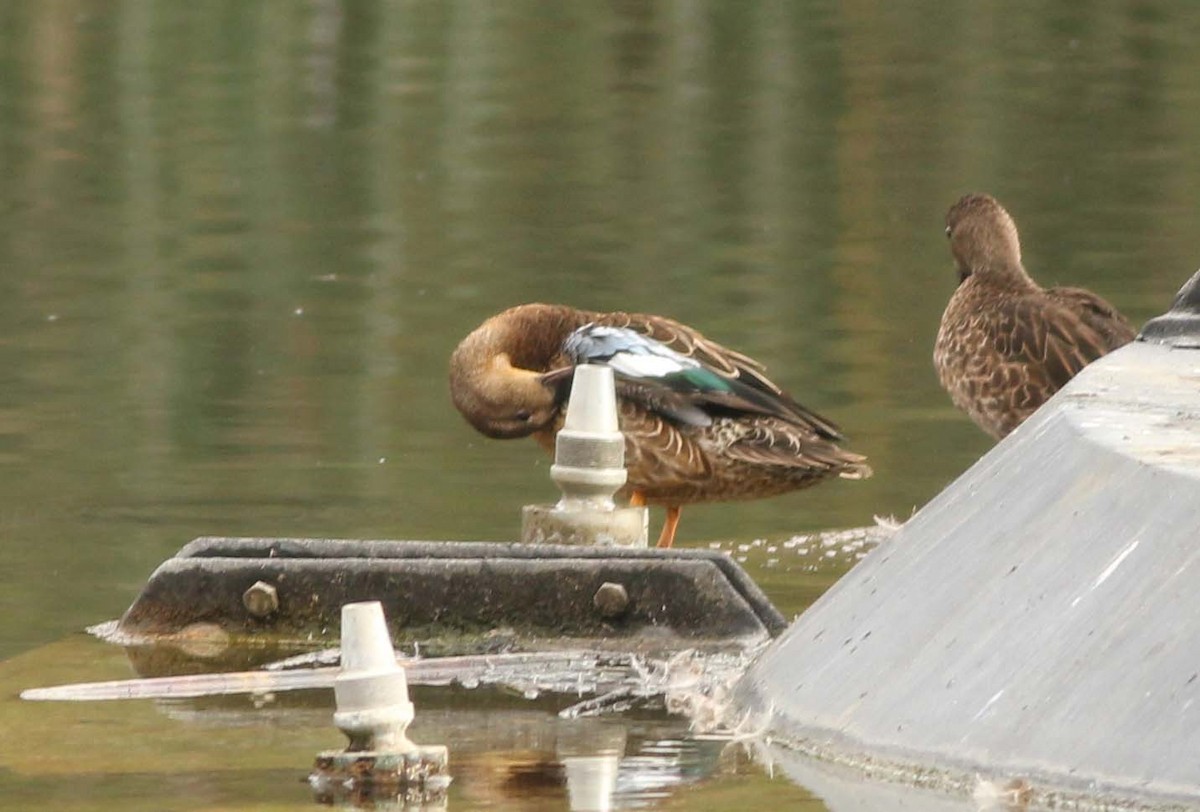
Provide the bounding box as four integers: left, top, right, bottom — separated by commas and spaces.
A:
735, 340, 1200, 808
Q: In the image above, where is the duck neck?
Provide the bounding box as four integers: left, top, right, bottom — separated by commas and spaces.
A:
961, 258, 1038, 294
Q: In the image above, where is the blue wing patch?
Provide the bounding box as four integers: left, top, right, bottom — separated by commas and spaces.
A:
563, 324, 808, 428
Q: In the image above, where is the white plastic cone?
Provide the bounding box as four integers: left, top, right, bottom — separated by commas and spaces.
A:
562, 365, 620, 435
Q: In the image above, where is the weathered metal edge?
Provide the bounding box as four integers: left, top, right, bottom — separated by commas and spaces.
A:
172, 538, 789, 636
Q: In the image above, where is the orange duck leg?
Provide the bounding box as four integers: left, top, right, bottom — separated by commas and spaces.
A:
629, 490, 679, 548
657, 506, 682, 548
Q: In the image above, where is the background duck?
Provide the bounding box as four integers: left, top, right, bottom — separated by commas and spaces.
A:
934, 193, 1136, 439
449, 303, 871, 547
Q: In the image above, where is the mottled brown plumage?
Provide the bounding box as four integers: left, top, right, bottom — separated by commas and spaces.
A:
449, 303, 871, 546
934, 194, 1136, 439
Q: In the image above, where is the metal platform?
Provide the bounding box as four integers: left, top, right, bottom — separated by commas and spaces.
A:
117, 537, 786, 666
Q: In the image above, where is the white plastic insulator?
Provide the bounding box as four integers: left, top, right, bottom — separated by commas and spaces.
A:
562, 364, 621, 434
552, 365, 627, 510
332, 601, 415, 752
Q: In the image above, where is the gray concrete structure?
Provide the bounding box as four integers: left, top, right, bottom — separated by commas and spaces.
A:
735, 337, 1200, 808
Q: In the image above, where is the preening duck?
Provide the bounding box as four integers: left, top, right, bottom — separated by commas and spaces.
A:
935, 193, 1136, 439
449, 303, 871, 547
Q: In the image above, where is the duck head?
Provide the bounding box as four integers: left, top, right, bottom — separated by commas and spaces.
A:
449, 310, 566, 439
944, 193, 1028, 285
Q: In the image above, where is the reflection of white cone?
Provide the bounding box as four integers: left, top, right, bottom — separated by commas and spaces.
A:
563, 754, 620, 812
332, 601, 415, 752
557, 721, 626, 812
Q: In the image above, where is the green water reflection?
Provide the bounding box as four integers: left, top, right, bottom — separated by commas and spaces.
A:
0, 1, 1197, 808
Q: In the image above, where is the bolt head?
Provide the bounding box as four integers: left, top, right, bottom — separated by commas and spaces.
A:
593, 581, 629, 618
243, 580, 279, 618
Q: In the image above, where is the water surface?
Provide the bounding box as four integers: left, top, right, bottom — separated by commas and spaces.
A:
1, 1, 1197, 809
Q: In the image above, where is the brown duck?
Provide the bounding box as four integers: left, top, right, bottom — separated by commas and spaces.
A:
934, 194, 1136, 439
449, 303, 871, 547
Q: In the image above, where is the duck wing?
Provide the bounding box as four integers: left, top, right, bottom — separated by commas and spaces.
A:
586, 313, 845, 440
717, 419, 872, 476
595, 311, 772, 384
561, 321, 844, 436
997, 292, 1131, 392
1045, 286, 1137, 350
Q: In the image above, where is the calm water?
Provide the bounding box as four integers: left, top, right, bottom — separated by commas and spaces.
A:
1, 1, 1197, 809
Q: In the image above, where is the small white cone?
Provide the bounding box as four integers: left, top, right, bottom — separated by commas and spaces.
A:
339, 602, 398, 673
562, 365, 620, 435
333, 601, 415, 752
522, 364, 646, 546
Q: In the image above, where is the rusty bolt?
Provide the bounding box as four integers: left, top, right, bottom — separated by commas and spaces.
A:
593, 581, 629, 618
243, 580, 279, 618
